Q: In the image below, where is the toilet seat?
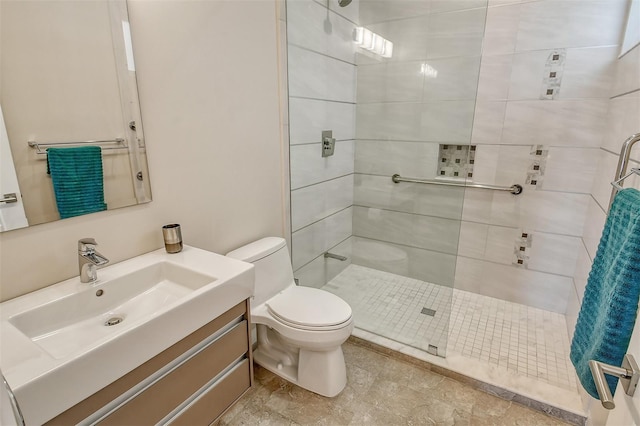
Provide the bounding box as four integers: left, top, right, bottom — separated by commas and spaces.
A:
266, 286, 352, 331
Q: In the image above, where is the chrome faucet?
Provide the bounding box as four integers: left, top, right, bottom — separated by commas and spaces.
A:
78, 238, 109, 283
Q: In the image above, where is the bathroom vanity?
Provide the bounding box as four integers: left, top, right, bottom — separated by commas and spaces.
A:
0, 246, 255, 425
47, 300, 253, 425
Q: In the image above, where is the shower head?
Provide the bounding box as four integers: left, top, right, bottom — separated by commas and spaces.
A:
338, 0, 352, 7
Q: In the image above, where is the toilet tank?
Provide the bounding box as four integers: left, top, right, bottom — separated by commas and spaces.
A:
226, 237, 295, 307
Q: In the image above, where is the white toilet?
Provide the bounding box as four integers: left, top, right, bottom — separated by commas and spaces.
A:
226, 237, 354, 397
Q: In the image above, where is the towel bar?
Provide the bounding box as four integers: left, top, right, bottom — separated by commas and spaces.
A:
27, 138, 126, 155
612, 168, 640, 191
609, 133, 640, 211
589, 354, 639, 409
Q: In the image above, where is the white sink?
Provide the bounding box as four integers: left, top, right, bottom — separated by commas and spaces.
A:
0, 246, 254, 425
9, 261, 216, 359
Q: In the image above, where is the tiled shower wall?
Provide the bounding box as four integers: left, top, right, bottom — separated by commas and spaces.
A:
288, 0, 633, 316
351, 1, 484, 288
287, 0, 359, 288
455, 0, 629, 313
352, 0, 630, 313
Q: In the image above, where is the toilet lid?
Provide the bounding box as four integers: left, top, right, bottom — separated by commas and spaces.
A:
266, 286, 352, 329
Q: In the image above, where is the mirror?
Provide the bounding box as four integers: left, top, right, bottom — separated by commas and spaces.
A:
0, 0, 151, 232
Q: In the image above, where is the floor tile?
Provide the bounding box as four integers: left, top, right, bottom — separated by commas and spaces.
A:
219, 341, 571, 425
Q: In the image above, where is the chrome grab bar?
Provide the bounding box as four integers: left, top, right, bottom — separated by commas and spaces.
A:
392, 174, 523, 195
589, 354, 639, 410
0, 193, 18, 204
324, 252, 347, 261
609, 133, 640, 211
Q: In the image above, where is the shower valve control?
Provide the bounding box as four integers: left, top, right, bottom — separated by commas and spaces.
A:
322, 130, 336, 157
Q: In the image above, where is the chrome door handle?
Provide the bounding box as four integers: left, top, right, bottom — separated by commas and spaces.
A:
589, 354, 639, 409
0, 193, 18, 204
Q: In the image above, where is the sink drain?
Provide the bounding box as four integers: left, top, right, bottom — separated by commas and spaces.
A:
104, 317, 124, 326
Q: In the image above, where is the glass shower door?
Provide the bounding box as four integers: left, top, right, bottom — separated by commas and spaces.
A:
287, 0, 487, 357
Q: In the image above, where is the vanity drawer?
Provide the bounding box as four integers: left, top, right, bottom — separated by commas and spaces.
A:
169, 358, 251, 425
45, 300, 251, 426
98, 320, 249, 425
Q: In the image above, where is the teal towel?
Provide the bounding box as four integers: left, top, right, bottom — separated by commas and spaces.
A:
46, 146, 107, 219
570, 188, 640, 399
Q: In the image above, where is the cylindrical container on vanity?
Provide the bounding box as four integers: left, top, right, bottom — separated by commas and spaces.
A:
162, 224, 183, 253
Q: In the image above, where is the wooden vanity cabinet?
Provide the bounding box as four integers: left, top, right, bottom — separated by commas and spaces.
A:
45, 300, 253, 426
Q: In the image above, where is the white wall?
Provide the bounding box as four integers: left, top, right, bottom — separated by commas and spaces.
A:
0, 0, 285, 302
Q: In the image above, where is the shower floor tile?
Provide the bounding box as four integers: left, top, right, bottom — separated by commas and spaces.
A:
323, 264, 577, 391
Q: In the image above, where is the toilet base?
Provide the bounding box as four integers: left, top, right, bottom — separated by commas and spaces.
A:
298, 346, 347, 397
254, 346, 347, 397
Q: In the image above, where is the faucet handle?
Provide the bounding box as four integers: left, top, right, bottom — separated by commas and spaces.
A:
78, 238, 98, 253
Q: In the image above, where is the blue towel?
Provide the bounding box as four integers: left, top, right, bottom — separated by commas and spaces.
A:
46, 146, 107, 219
570, 188, 640, 399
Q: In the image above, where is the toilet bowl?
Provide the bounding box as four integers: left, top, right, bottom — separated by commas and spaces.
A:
226, 237, 354, 397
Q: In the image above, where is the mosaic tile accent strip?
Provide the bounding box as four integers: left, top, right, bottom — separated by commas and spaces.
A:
527, 145, 549, 189
513, 231, 533, 268
540, 49, 566, 100
323, 264, 577, 391
437, 144, 476, 178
